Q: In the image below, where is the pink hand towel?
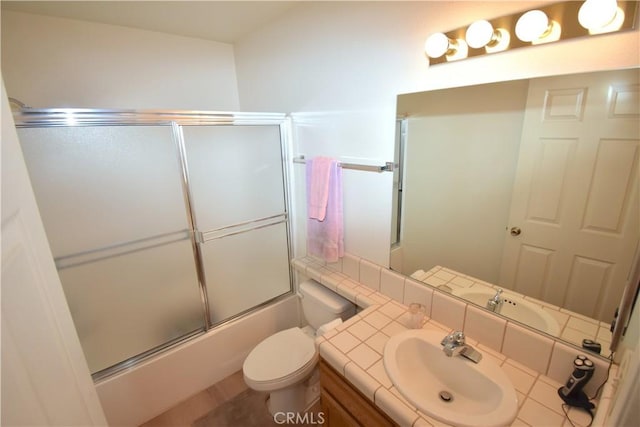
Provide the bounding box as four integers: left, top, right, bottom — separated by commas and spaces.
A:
306, 158, 344, 263
307, 156, 333, 220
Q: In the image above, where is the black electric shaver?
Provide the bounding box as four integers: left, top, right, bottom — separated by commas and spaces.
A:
558, 355, 595, 408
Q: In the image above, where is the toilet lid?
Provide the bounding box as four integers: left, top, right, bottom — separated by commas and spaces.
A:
243, 327, 316, 383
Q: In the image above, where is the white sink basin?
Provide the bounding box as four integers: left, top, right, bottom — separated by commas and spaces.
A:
452, 287, 561, 336
384, 329, 518, 427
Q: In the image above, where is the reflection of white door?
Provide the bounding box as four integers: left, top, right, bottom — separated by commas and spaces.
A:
499, 69, 639, 322
1, 83, 107, 425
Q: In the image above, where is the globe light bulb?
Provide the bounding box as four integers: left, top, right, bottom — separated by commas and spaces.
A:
515, 10, 550, 42
466, 20, 495, 49
424, 33, 451, 58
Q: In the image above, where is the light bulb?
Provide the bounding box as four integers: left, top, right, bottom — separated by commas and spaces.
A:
424, 33, 453, 58
466, 20, 496, 49
579, 0, 618, 30
515, 10, 550, 42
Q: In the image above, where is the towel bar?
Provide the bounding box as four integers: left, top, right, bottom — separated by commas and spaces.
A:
293, 155, 395, 173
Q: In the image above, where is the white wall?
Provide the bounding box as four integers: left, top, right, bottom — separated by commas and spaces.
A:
1, 11, 239, 110
234, 0, 640, 267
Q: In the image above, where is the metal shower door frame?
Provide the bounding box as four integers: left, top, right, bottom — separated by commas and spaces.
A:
13, 108, 296, 380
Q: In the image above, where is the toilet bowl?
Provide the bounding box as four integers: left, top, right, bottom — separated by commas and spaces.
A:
242, 279, 355, 415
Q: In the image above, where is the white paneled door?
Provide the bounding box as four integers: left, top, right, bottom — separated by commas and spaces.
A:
1, 82, 107, 425
499, 69, 639, 322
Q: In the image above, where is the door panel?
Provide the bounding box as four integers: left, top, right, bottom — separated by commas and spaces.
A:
500, 69, 640, 321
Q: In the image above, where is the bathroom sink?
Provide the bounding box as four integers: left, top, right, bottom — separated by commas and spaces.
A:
383, 329, 518, 427
452, 287, 561, 336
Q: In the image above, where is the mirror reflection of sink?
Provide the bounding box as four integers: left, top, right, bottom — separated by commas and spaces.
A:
452, 287, 561, 336
384, 329, 518, 427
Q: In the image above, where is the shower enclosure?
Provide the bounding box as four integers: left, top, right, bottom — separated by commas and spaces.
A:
13, 109, 294, 379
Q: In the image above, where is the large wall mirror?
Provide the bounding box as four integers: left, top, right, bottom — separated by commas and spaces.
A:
391, 67, 639, 356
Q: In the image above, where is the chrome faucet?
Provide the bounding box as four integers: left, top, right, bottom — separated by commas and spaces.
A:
441, 331, 483, 363
486, 288, 504, 313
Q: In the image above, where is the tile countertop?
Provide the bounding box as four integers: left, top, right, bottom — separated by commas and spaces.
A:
293, 256, 617, 427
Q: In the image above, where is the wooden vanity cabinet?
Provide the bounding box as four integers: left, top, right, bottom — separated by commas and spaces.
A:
319, 359, 397, 427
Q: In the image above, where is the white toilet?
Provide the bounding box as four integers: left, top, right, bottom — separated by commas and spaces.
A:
243, 279, 355, 415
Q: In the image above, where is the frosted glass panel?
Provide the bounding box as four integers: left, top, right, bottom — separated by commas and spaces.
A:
182, 125, 285, 229
58, 240, 203, 373
18, 126, 189, 257
202, 223, 291, 324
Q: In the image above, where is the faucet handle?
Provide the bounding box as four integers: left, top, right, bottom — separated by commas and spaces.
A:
442, 330, 466, 346
452, 331, 465, 344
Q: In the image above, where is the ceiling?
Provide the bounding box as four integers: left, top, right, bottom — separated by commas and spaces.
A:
1, 1, 299, 43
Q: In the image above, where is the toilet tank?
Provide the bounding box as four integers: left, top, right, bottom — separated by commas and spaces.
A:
299, 279, 356, 329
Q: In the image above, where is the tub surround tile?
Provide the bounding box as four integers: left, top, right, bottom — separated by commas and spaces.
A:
293, 256, 612, 427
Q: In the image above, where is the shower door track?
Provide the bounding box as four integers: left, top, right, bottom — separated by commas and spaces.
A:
13, 108, 296, 381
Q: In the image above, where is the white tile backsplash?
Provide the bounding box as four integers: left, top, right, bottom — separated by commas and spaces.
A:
359, 259, 381, 291
503, 323, 554, 374
431, 291, 466, 331
465, 304, 507, 353
380, 269, 405, 302
403, 278, 434, 316
341, 253, 360, 280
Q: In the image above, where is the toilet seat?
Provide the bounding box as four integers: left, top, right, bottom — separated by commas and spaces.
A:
243, 327, 318, 391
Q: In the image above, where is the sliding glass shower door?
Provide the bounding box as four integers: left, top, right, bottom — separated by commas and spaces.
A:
15, 111, 293, 378
182, 125, 291, 324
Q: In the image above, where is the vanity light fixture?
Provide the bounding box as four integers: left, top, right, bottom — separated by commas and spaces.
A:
424, 32, 468, 61
423, 0, 638, 65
